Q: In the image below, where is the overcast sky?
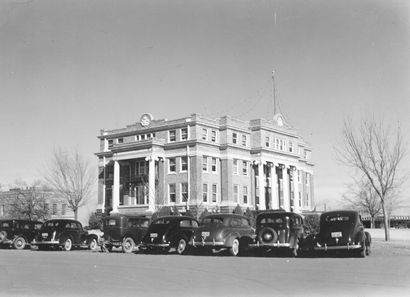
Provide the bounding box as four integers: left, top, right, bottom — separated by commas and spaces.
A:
1, 0, 409, 212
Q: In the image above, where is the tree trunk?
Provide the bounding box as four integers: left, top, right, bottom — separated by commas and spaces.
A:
370, 217, 374, 229
74, 208, 78, 221
381, 203, 390, 241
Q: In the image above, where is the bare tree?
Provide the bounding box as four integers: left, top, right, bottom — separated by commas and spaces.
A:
337, 118, 406, 241
43, 148, 95, 220
8, 182, 50, 221
342, 178, 381, 228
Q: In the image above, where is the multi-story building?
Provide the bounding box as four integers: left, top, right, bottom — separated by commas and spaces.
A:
96, 112, 314, 215
0, 187, 74, 220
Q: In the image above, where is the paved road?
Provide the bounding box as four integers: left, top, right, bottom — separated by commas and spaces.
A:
0, 248, 409, 297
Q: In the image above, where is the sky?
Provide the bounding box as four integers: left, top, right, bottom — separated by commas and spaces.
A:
1, 0, 409, 216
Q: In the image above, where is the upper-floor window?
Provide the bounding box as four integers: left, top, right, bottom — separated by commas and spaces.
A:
275, 138, 279, 149
202, 156, 208, 171
118, 138, 124, 144
212, 184, 218, 202
169, 184, 176, 203
243, 186, 248, 204
211, 157, 217, 172
137, 161, 147, 175
169, 158, 176, 173
52, 204, 57, 215
61, 204, 66, 216
202, 128, 208, 141
233, 184, 239, 203
242, 161, 248, 175
265, 136, 270, 147
181, 183, 188, 202
232, 132, 238, 144
289, 141, 294, 153
181, 156, 188, 171
181, 128, 188, 140
297, 170, 301, 182
211, 130, 217, 142
108, 139, 114, 147
279, 139, 284, 150
242, 135, 247, 146
233, 159, 238, 175
169, 130, 176, 142
203, 184, 208, 202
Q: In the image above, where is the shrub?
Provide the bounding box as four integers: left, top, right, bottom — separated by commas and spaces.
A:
198, 208, 209, 221
88, 212, 102, 230
303, 213, 321, 234
233, 204, 243, 215
151, 206, 172, 221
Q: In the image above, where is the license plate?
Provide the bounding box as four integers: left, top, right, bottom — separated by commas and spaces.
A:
201, 232, 210, 237
331, 232, 342, 238
150, 233, 158, 238
42, 233, 48, 238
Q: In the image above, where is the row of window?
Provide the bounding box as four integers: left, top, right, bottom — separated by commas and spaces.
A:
108, 133, 156, 147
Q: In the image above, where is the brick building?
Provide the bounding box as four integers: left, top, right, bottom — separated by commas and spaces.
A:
0, 187, 74, 220
96, 112, 314, 215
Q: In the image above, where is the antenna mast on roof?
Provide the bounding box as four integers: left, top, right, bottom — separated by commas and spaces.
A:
272, 70, 277, 116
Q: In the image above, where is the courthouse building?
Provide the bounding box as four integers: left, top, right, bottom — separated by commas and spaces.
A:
96, 112, 314, 215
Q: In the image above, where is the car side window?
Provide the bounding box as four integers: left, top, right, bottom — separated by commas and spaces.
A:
141, 220, 149, 228
65, 223, 71, 229
180, 220, 191, 228
23, 224, 30, 230
191, 220, 198, 228
241, 218, 249, 227
230, 218, 241, 227
34, 223, 42, 230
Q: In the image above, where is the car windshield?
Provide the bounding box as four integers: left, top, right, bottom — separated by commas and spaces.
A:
325, 215, 352, 223
201, 217, 225, 225
106, 219, 118, 226
43, 221, 59, 228
152, 218, 172, 225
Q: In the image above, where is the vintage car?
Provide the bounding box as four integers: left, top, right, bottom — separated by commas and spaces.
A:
310, 210, 371, 257
0, 219, 43, 250
140, 216, 198, 255
190, 213, 254, 256
100, 214, 150, 253
32, 219, 99, 251
249, 210, 305, 256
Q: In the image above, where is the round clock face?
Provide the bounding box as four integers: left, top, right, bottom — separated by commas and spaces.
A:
140, 113, 153, 127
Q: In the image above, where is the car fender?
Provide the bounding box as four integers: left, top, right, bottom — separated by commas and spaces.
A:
355, 230, 366, 244
224, 233, 241, 247
59, 232, 73, 244
86, 234, 98, 244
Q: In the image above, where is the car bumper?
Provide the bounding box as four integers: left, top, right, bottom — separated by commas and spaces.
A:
314, 244, 362, 251
249, 242, 291, 248
31, 240, 60, 246
0, 239, 12, 245
139, 243, 170, 249
191, 240, 225, 247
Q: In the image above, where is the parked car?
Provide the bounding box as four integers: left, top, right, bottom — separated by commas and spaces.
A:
0, 219, 43, 250
191, 213, 254, 256
310, 210, 371, 257
100, 214, 150, 253
32, 219, 99, 251
140, 216, 198, 255
249, 210, 305, 256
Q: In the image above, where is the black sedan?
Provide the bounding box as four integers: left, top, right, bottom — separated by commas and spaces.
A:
139, 216, 198, 255
310, 210, 371, 257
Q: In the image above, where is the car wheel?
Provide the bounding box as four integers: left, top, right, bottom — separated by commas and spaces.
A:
229, 238, 240, 256
89, 238, 98, 251
176, 238, 187, 255
62, 238, 73, 251
13, 236, 27, 250
122, 237, 135, 253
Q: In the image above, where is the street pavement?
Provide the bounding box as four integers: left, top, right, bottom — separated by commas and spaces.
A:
0, 245, 409, 297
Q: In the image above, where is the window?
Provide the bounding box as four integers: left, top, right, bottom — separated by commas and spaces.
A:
211, 130, 217, 142
169, 130, 176, 142
203, 184, 208, 202
181, 156, 188, 171
232, 132, 238, 144
181, 183, 188, 202
212, 184, 218, 202
0, 205, 4, 216
61, 204, 66, 216
233, 184, 239, 203
298, 192, 302, 207
233, 159, 238, 175
202, 128, 208, 140
279, 139, 284, 150
118, 138, 124, 144
265, 136, 270, 147
52, 204, 57, 215
169, 184, 176, 203
297, 170, 301, 182
202, 156, 208, 171
289, 141, 294, 153
243, 186, 248, 204
181, 128, 188, 140
242, 161, 248, 175
137, 161, 147, 175
108, 139, 114, 147
211, 157, 217, 172
169, 158, 176, 173
242, 135, 247, 146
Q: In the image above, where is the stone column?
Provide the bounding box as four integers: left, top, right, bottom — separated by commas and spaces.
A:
271, 163, 279, 209
257, 163, 265, 210
293, 167, 300, 213
112, 160, 120, 213
282, 165, 290, 211
147, 156, 156, 211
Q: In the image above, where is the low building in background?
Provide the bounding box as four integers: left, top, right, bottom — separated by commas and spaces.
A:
95, 112, 315, 216
0, 187, 75, 220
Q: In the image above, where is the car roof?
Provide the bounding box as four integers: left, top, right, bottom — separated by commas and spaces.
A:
104, 214, 149, 219
321, 210, 359, 217
153, 215, 198, 222
203, 213, 249, 220
257, 211, 302, 218
44, 219, 81, 224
